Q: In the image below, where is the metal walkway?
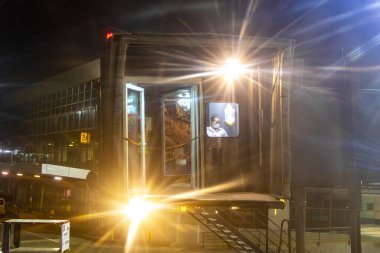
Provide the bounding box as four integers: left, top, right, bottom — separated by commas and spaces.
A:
188, 207, 264, 253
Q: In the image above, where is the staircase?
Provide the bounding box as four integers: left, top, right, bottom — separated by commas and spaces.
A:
188, 206, 296, 253
188, 207, 264, 253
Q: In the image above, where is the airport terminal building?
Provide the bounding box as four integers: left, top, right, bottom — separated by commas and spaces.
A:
0, 59, 101, 215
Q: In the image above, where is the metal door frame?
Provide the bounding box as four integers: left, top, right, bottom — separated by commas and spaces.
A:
124, 83, 146, 193
123, 76, 203, 190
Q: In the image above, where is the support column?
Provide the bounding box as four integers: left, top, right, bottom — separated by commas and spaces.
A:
100, 35, 128, 195
343, 58, 361, 253
349, 175, 361, 253
293, 187, 305, 253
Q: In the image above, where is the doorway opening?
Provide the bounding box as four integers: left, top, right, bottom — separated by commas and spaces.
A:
124, 79, 201, 195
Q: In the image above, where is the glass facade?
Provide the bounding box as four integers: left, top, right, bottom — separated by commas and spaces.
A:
3, 79, 100, 170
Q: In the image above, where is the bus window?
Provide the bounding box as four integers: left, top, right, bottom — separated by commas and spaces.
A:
207, 103, 239, 138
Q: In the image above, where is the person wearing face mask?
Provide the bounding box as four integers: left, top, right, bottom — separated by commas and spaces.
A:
207, 116, 228, 137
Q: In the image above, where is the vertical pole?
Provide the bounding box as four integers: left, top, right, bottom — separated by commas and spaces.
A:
288, 220, 292, 253
2, 222, 10, 253
265, 221, 269, 253
349, 199, 361, 253
342, 53, 361, 253
258, 67, 263, 168
39, 184, 45, 212
348, 142, 362, 253
294, 187, 305, 253
13, 224, 21, 248
140, 88, 146, 191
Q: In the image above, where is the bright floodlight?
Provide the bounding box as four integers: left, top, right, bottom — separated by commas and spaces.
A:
123, 196, 156, 222
219, 58, 248, 83
123, 196, 159, 252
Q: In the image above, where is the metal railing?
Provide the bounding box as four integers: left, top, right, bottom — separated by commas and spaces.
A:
199, 207, 351, 253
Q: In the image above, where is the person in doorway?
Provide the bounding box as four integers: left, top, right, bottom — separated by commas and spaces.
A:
207, 116, 228, 137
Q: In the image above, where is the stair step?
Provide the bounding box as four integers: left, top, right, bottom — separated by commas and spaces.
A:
189, 208, 265, 253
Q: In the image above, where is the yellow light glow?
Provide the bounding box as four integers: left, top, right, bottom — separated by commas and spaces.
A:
180, 206, 187, 212
122, 196, 157, 221
54, 176, 62, 181
123, 196, 160, 252
219, 58, 248, 83
17, 173, 23, 176
34, 175, 41, 178
2, 171, 9, 175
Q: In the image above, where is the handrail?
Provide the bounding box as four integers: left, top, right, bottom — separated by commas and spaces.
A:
255, 209, 313, 253
278, 219, 291, 253
213, 207, 263, 246
247, 208, 289, 250
201, 206, 327, 253
255, 208, 298, 251
216, 207, 286, 252
194, 207, 264, 253
219, 207, 300, 253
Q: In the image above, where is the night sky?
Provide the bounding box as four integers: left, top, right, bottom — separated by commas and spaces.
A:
1, 0, 379, 93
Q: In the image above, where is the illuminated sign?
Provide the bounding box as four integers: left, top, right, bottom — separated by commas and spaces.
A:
61, 222, 70, 252
80, 132, 91, 144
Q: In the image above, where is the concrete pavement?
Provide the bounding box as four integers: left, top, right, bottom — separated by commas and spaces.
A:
3, 211, 380, 252
0, 211, 232, 253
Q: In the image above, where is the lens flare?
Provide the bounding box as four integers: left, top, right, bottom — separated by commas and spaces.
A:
122, 196, 160, 252
219, 58, 248, 83
122, 196, 156, 221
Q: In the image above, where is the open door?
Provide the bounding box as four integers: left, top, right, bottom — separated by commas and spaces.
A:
122, 78, 201, 195
124, 83, 146, 194
161, 86, 199, 189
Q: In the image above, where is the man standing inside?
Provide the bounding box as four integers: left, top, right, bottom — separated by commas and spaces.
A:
207, 116, 228, 137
